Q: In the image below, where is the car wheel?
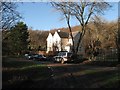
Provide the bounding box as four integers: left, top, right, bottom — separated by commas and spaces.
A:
61, 58, 64, 64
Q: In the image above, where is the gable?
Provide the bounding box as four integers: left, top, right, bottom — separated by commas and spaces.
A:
53, 32, 61, 42
47, 30, 80, 40
46, 33, 53, 41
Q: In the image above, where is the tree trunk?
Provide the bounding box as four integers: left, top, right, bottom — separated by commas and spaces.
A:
67, 20, 75, 53
75, 33, 82, 54
75, 26, 86, 54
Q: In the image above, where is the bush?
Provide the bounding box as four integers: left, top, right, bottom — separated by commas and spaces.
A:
71, 54, 88, 63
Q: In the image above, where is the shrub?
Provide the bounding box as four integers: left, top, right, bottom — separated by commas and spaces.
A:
71, 54, 88, 63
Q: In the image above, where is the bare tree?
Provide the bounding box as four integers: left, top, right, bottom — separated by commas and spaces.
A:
51, 1, 111, 54
28, 29, 49, 51
1, 2, 22, 55
1, 2, 21, 30
51, 2, 75, 53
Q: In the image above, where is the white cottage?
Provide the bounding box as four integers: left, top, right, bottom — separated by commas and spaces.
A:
46, 30, 85, 54
46, 33, 53, 52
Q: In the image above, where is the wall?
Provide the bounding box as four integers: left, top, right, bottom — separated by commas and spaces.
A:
53, 32, 61, 51
46, 33, 53, 53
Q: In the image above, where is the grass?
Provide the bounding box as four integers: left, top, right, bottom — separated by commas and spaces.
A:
102, 75, 119, 88
74, 68, 119, 88
2, 57, 51, 88
3, 60, 36, 68
82, 63, 119, 87
91, 71, 119, 88
2, 57, 119, 88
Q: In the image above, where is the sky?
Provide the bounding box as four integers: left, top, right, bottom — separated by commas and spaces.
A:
17, 2, 118, 31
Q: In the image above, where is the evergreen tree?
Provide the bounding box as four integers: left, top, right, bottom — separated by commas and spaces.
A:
9, 22, 29, 55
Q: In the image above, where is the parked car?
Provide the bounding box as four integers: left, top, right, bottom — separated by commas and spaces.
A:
54, 51, 73, 64
25, 54, 34, 60
33, 54, 46, 61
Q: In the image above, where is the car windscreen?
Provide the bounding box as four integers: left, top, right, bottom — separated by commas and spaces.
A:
58, 52, 66, 56
34, 54, 42, 57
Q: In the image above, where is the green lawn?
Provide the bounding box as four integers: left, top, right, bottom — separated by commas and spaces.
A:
65, 65, 119, 88
81, 69, 119, 88
2, 57, 51, 88
2, 57, 119, 88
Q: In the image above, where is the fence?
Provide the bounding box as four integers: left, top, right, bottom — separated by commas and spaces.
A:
96, 48, 118, 61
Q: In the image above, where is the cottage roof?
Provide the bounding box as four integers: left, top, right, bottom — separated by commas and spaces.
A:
57, 31, 69, 38
49, 30, 79, 38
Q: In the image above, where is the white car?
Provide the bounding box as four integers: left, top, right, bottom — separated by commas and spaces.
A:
54, 51, 73, 64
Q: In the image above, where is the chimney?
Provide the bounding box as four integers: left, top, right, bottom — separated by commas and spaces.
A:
58, 30, 60, 32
